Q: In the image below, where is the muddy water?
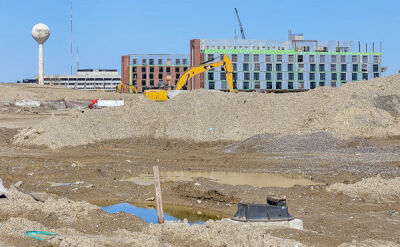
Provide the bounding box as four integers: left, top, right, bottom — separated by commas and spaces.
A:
101, 203, 209, 224
120, 171, 321, 188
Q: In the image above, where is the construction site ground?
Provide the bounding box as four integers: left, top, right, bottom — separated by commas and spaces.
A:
0, 82, 400, 246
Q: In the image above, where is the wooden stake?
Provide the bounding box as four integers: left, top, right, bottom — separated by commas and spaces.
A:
153, 166, 164, 224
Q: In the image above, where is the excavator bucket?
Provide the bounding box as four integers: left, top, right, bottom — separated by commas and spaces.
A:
232, 197, 293, 222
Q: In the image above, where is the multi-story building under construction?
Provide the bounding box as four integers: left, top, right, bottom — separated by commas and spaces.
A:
189, 33, 382, 91
121, 54, 189, 92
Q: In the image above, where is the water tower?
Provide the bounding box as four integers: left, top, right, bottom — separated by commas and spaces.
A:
32, 23, 50, 85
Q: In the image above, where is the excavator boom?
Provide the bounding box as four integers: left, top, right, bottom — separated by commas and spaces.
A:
175, 55, 234, 92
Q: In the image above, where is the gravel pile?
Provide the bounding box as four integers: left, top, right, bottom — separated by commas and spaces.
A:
11, 74, 400, 148
327, 175, 400, 198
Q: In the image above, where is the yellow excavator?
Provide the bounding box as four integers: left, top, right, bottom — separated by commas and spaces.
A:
116, 82, 138, 93
144, 54, 234, 101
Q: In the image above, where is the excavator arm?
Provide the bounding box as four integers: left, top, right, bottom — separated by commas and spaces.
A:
175, 55, 234, 92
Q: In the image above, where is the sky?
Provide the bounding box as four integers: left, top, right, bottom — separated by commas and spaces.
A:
0, 0, 399, 82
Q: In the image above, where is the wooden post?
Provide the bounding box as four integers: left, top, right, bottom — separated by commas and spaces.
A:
153, 166, 164, 224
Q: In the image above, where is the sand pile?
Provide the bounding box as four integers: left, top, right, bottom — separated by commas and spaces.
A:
12, 74, 400, 148
328, 175, 400, 198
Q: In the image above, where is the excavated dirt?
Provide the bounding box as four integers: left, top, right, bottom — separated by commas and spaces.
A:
12, 74, 400, 148
1, 78, 400, 246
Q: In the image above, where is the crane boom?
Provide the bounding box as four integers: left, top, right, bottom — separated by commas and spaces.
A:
234, 8, 246, 40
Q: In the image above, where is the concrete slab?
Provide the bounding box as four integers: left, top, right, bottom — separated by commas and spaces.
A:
224, 218, 304, 230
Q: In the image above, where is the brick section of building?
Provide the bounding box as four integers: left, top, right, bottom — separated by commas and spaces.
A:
189, 39, 205, 90
121, 54, 190, 93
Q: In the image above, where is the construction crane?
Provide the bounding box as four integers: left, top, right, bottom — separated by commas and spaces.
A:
234, 8, 246, 40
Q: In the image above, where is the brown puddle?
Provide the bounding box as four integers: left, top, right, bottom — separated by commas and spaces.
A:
120, 171, 321, 188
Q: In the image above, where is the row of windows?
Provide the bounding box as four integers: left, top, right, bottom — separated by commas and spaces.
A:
44, 78, 120, 81
208, 80, 370, 90
209, 72, 379, 81
132, 58, 188, 65
228, 63, 379, 72
132, 80, 179, 87
132, 66, 188, 73
133, 73, 181, 79
219, 54, 380, 64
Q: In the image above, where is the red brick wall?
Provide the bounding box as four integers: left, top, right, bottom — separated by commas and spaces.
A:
190, 39, 204, 90
121, 56, 129, 85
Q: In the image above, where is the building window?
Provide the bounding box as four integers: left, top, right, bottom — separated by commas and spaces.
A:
176, 73, 180, 79
176, 59, 180, 65
133, 73, 137, 79
276, 81, 282, 89
331, 55, 337, 63
175, 67, 180, 73
373, 64, 379, 72
288, 64, 293, 72
352, 55, 357, 63
132, 59, 137, 64
166, 67, 171, 72
266, 64, 272, 71
142, 59, 146, 65
309, 55, 315, 63
320, 73, 325, 81
208, 54, 214, 60
183, 59, 188, 64
353, 64, 358, 72
310, 64, 316, 72
244, 54, 250, 62
233, 72, 237, 80
319, 64, 325, 72
254, 81, 260, 89
254, 63, 260, 71
158, 59, 163, 64
332, 73, 337, 81
298, 73, 304, 80
220, 54, 224, 60
232, 54, 238, 62
331, 64, 336, 71
132, 67, 137, 72
374, 73, 380, 78
288, 55, 294, 63
253, 54, 259, 62
341, 73, 346, 81
142, 80, 146, 86
208, 72, 214, 80
362, 64, 367, 72
266, 55, 272, 63
341, 64, 347, 72
150, 67, 154, 72
158, 74, 163, 79
288, 72, 294, 80
266, 81, 272, 89
298, 63, 304, 71
331, 81, 336, 87
254, 72, 259, 80
310, 73, 315, 80
276, 64, 282, 72
298, 55, 303, 63
221, 72, 226, 80
373, 56, 379, 64
362, 73, 368, 80
243, 63, 250, 71
266, 72, 272, 80
132, 80, 137, 86
352, 73, 357, 81
149, 59, 154, 65
209, 81, 215, 89
233, 81, 237, 89
150, 80, 154, 86
149, 74, 154, 79
319, 55, 325, 63
362, 56, 368, 63
243, 81, 249, 89
276, 72, 282, 80
276, 55, 282, 63
319, 81, 325, 87
340, 55, 346, 63
142, 67, 146, 72
310, 81, 316, 89
288, 81, 294, 89
244, 72, 250, 80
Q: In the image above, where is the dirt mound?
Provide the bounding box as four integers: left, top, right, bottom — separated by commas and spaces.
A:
327, 175, 400, 198
224, 132, 376, 153
11, 74, 400, 148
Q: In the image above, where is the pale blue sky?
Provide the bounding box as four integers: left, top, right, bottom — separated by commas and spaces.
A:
0, 0, 399, 82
